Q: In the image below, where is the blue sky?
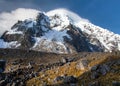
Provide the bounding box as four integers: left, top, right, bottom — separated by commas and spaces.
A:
0, 0, 120, 34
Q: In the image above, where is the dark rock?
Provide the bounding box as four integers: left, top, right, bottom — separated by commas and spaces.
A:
63, 76, 77, 84
1, 32, 23, 42
91, 64, 110, 78
54, 76, 64, 82
65, 24, 92, 52
98, 64, 110, 75
54, 75, 77, 84
91, 65, 98, 71
67, 58, 74, 62
0, 60, 6, 73
116, 60, 120, 65
112, 81, 120, 86
91, 71, 99, 79
16, 69, 23, 75
20, 32, 35, 49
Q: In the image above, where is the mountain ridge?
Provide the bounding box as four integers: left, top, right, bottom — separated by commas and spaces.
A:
0, 8, 120, 53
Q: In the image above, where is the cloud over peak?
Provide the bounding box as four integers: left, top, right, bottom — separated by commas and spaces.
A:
0, 8, 39, 36
47, 8, 89, 23
0, 8, 89, 36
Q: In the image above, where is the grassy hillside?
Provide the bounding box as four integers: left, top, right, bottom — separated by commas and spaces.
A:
0, 49, 120, 86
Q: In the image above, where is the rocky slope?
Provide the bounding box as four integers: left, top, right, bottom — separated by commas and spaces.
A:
0, 49, 120, 86
0, 9, 120, 54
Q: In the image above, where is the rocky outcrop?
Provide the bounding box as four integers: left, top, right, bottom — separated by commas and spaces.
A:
76, 59, 88, 70
54, 75, 77, 85
0, 60, 6, 73
90, 64, 110, 79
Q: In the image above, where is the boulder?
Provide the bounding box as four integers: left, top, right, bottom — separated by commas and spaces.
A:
63, 76, 77, 84
98, 64, 110, 75
91, 65, 98, 71
61, 57, 67, 64
91, 71, 99, 79
91, 64, 110, 78
76, 59, 88, 70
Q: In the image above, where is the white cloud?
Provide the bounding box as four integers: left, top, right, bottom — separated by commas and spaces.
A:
47, 8, 89, 23
0, 8, 40, 36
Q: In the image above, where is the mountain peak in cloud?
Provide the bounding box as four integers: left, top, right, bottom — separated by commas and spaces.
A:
1, 8, 120, 53
0, 8, 89, 36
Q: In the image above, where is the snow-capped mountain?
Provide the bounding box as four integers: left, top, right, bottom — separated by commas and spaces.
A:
0, 8, 120, 53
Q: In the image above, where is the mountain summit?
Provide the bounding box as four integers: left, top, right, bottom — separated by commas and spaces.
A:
0, 8, 120, 53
